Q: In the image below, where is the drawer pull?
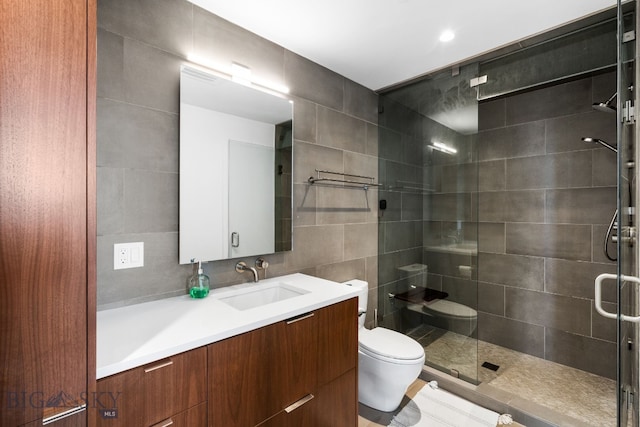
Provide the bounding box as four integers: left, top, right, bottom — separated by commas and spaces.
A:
151, 418, 174, 427
42, 403, 86, 425
284, 394, 314, 413
286, 312, 314, 324
144, 359, 174, 373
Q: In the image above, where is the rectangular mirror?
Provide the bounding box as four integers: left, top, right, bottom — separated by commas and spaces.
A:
179, 65, 293, 264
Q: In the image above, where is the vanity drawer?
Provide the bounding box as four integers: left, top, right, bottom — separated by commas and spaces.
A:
149, 401, 207, 427
96, 347, 207, 426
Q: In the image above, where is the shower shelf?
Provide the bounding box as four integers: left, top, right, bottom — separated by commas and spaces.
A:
307, 169, 381, 190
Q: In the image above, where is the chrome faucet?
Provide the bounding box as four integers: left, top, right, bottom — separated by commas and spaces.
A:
235, 261, 259, 282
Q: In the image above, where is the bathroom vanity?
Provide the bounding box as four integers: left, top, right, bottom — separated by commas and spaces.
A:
95, 274, 359, 426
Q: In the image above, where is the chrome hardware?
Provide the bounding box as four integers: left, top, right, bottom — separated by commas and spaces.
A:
595, 274, 640, 322
623, 100, 635, 123
307, 169, 381, 190
255, 257, 269, 279
144, 359, 174, 373
388, 292, 395, 299
42, 404, 87, 425
235, 261, 259, 282
284, 394, 315, 413
286, 312, 315, 324
231, 232, 239, 247
469, 75, 488, 88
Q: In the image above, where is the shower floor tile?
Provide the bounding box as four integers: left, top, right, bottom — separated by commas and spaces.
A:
424, 330, 617, 427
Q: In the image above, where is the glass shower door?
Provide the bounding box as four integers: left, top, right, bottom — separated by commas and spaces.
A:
377, 63, 480, 384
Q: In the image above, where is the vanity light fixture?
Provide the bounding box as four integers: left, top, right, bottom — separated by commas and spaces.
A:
430, 141, 457, 154
231, 62, 252, 86
186, 53, 290, 95
439, 29, 455, 43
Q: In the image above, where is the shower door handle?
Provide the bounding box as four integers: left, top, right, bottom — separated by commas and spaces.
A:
595, 273, 640, 323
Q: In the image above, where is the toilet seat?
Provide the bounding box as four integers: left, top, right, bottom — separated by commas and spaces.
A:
359, 328, 424, 364
423, 299, 477, 319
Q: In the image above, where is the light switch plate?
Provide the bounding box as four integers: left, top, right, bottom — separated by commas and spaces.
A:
114, 242, 144, 270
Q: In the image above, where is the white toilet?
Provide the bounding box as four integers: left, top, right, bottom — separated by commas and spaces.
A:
342, 279, 425, 412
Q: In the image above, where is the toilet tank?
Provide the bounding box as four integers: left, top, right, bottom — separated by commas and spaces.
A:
341, 279, 368, 328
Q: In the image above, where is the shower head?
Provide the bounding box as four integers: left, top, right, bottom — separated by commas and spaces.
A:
582, 137, 617, 153
592, 92, 617, 113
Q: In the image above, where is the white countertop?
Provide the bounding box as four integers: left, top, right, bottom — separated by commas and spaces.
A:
97, 273, 359, 379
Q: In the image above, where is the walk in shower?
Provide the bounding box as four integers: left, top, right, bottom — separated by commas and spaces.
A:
377, 3, 639, 426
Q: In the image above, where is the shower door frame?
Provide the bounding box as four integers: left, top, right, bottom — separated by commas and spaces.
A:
618, 0, 639, 425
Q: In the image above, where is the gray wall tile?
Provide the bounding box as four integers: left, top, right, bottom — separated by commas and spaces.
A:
505, 288, 591, 336
506, 151, 593, 190
592, 301, 616, 342
123, 169, 178, 233
344, 79, 378, 123
478, 122, 545, 161
384, 221, 423, 252
545, 258, 616, 302
478, 98, 505, 131
293, 99, 317, 143
545, 187, 616, 224
316, 258, 366, 284
317, 107, 367, 154
478, 160, 505, 191
545, 328, 616, 379
97, 99, 179, 172
506, 223, 591, 261
545, 111, 616, 154
286, 225, 344, 270
592, 148, 617, 187
505, 78, 592, 125
193, 7, 286, 87
478, 313, 545, 358
478, 252, 544, 290
123, 38, 182, 113
345, 223, 378, 260
478, 282, 504, 316
97, 167, 124, 235
98, 0, 193, 55
293, 141, 343, 184
478, 190, 545, 223
316, 186, 376, 225
97, 29, 124, 99
284, 51, 343, 111
478, 223, 505, 254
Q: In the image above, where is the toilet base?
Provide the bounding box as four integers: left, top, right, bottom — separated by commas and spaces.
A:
358, 349, 425, 412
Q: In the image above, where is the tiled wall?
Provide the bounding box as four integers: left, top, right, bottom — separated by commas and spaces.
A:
477, 71, 618, 379
96, 0, 379, 309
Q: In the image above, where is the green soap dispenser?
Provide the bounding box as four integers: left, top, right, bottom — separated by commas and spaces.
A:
189, 261, 210, 299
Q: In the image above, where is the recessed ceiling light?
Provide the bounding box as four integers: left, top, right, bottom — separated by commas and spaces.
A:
439, 30, 455, 43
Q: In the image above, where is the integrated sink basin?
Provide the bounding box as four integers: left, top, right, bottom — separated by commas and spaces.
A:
217, 282, 310, 311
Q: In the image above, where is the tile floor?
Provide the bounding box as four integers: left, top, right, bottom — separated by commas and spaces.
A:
416, 328, 617, 427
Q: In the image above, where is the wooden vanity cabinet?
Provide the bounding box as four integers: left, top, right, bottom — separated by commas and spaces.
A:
208, 298, 358, 427
95, 347, 207, 427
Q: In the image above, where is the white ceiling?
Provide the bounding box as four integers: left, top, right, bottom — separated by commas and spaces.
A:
189, 0, 617, 91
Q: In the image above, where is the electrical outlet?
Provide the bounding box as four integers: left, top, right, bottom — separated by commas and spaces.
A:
114, 242, 144, 270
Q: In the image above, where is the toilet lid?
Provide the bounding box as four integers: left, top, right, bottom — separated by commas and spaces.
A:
424, 299, 477, 318
359, 327, 424, 361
